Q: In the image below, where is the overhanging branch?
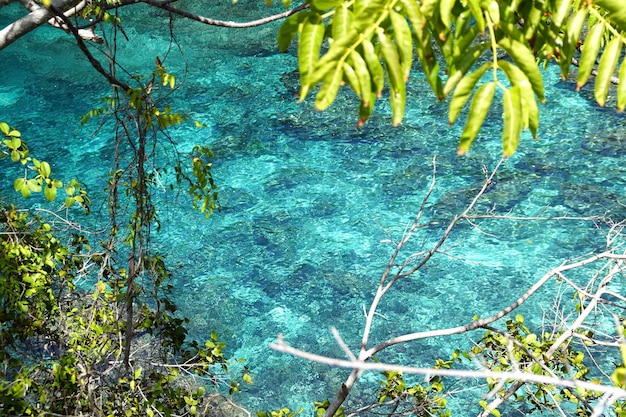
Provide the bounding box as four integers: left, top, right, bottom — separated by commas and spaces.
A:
0, 0, 82, 50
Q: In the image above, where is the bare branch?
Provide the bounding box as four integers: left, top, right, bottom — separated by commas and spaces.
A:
142, 0, 310, 28
0, 0, 83, 50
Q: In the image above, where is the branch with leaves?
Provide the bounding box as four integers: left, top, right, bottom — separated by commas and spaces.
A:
271, 158, 626, 417
279, 0, 626, 155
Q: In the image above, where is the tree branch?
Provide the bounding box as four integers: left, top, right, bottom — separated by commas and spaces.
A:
141, 0, 309, 28
0, 0, 83, 50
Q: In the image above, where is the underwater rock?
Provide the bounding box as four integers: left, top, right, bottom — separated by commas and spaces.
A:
432, 174, 532, 222
559, 183, 626, 219
581, 133, 626, 157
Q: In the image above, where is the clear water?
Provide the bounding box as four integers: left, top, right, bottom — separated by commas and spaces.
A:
2, 4, 626, 415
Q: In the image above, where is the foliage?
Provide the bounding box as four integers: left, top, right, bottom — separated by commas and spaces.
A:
279, 0, 626, 155
0, 199, 242, 416
0, 122, 90, 211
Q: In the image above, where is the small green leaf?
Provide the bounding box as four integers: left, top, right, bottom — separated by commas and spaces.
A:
458, 81, 496, 155
277, 12, 305, 52
576, 22, 604, 90
40, 161, 51, 178
311, 0, 341, 12
617, 59, 626, 112
502, 86, 522, 156
298, 13, 325, 99
378, 28, 406, 126
390, 10, 413, 81
44, 183, 57, 202
498, 37, 544, 102
331, 3, 352, 39
361, 39, 385, 96
448, 62, 490, 124
315, 65, 344, 111
594, 37, 621, 107
439, 0, 456, 29
559, 8, 587, 76
349, 50, 372, 103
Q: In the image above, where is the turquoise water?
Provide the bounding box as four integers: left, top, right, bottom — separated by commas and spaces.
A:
2, 4, 626, 414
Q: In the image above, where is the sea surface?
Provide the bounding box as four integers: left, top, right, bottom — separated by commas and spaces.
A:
1, 3, 625, 415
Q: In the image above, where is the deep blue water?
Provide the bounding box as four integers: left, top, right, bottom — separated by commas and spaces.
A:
2, 4, 626, 415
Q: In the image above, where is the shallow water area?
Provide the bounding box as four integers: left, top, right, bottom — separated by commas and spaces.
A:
2, 4, 626, 415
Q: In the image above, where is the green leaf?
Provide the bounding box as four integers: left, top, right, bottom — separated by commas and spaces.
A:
277, 12, 305, 52
484, 0, 500, 27
498, 60, 539, 138
27, 178, 42, 192
551, 0, 572, 28
502, 86, 522, 156
594, 0, 626, 33
349, 50, 372, 103
0, 122, 9, 135
576, 21, 604, 90
612, 367, 626, 388
498, 37, 545, 102
361, 38, 385, 96
44, 183, 57, 202
298, 13, 325, 99
458, 81, 496, 155
378, 28, 405, 126
448, 62, 490, 125
617, 59, 626, 112
331, 3, 352, 40
315, 65, 344, 110
342, 61, 360, 97
40, 161, 51, 178
390, 10, 413, 81
559, 8, 587, 76
594, 37, 621, 107
444, 42, 489, 96
439, 0, 456, 29
466, 0, 485, 32
311, 0, 341, 12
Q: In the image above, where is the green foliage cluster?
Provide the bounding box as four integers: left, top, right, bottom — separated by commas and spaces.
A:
1, 123, 90, 210
279, 0, 626, 155
0, 204, 244, 416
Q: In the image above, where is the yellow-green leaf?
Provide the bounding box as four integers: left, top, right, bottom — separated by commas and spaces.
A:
498, 60, 539, 137
617, 59, 626, 112
298, 13, 325, 99
458, 81, 496, 155
349, 50, 372, 102
332, 3, 352, 40
551, 0, 572, 28
439, 0, 456, 29
315, 65, 344, 110
498, 37, 545, 102
342, 61, 360, 97
390, 10, 413, 81
40, 161, 51, 178
560, 8, 587, 77
378, 28, 405, 126
361, 38, 384, 96
594, 37, 621, 107
44, 183, 57, 202
502, 86, 522, 156
466, 0, 485, 32
444, 42, 489, 96
576, 21, 604, 90
278, 12, 306, 52
594, 0, 626, 33
448, 62, 490, 124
